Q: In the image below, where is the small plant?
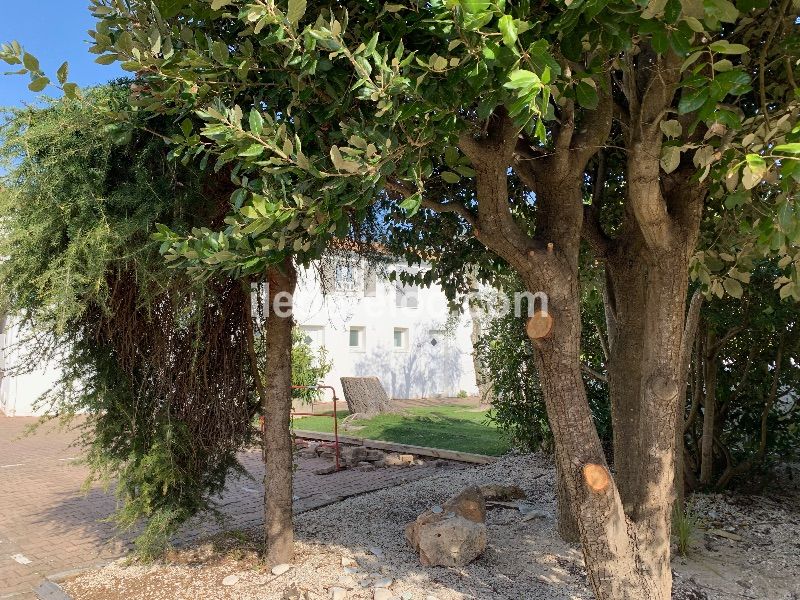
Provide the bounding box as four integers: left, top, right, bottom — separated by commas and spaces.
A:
457, 390, 468, 399
672, 504, 699, 557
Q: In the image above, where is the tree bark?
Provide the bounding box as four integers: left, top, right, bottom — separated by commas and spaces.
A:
604, 240, 648, 515
699, 330, 718, 486
247, 259, 297, 566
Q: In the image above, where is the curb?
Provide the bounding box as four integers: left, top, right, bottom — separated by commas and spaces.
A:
292, 430, 497, 464
35, 581, 73, 600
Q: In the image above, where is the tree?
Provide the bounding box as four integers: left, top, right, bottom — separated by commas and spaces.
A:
0, 87, 258, 557
8, 0, 798, 597
681, 261, 800, 492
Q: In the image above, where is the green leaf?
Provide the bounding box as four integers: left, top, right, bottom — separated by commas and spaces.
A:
56, 62, 69, 85
211, 41, 229, 63
249, 109, 264, 135
460, 0, 491, 13
210, 0, 231, 9
660, 145, 681, 173
709, 40, 749, 54
95, 53, 119, 65
62, 83, 79, 99
27, 76, 49, 92
441, 171, 461, 184
660, 119, 682, 138
575, 80, 599, 110
22, 52, 39, 72
239, 144, 265, 158
399, 192, 422, 217
504, 69, 540, 91
704, 0, 739, 23
678, 87, 708, 114
287, 0, 307, 25
723, 277, 743, 298
773, 143, 800, 154
498, 15, 518, 47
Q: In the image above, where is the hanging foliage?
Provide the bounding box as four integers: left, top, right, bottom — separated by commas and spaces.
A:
0, 84, 258, 557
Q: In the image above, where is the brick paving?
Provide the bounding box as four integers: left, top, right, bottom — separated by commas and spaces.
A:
0, 416, 464, 599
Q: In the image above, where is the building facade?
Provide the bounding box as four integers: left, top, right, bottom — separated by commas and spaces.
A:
0, 257, 479, 416
293, 256, 478, 402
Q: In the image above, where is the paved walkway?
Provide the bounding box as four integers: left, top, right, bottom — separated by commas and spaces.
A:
0, 416, 462, 599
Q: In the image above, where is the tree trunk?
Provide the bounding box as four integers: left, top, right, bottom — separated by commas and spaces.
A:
604, 243, 647, 515
253, 260, 297, 565
699, 330, 718, 486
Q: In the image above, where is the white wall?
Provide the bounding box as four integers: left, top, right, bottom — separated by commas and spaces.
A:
292, 257, 478, 401
1, 256, 480, 416
0, 322, 61, 417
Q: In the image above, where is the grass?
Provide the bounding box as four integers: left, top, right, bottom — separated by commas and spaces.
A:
672, 504, 699, 557
292, 404, 510, 456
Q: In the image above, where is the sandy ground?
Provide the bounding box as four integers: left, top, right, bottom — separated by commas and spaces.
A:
62, 454, 800, 600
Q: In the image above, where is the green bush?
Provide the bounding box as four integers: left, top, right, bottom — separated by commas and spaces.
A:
0, 86, 257, 558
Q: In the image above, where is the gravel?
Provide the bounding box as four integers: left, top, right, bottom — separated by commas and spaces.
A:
62, 454, 800, 600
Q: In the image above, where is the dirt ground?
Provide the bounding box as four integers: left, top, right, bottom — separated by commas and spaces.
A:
62, 454, 800, 600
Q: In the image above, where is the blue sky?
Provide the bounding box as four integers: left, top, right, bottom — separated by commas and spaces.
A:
0, 2, 122, 107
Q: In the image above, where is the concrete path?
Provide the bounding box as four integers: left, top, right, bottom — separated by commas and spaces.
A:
0, 416, 462, 599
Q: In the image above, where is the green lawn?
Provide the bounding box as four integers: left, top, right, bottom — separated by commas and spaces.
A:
292, 404, 510, 456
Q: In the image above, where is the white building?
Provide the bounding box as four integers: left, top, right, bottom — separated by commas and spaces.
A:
294, 255, 478, 402
0, 256, 479, 417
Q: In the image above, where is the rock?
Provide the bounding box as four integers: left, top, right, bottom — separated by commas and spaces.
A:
298, 449, 318, 459
413, 459, 425, 466
272, 563, 293, 576
315, 465, 338, 475
708, 528, 745, 542
356, 461, 376, 472
364, 449, 386, 462
405, 486, 487, 567
331, 587, 348, 600
399, 454, 415, 464
222, 574, 240, 586
369, 546, 384, 559
374, 577, 393, 588
373, 589, 395, 600
445, 486, 487, 523
341, 446, 369, 465
343, 566, 359, 574
283, 584, 308, 600
384, 454, 405, 467
478, 483, 526, 502
373, 459, 386, 468
341, 556, 357, 567
401, 594, 413, 600
421, 515, 487, 566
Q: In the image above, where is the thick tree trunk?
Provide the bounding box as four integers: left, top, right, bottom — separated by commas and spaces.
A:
604, 244, 647, 515
260, 260, 297, 565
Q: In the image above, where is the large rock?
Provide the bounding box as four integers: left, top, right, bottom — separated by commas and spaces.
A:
478, 483, 526, 502
415, 516, 486, 567
340, 377, 391, 415
405, 486, 487, 567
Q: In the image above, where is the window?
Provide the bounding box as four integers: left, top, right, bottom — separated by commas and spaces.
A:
335, 262, 359, 293
349, 326, 366, 351
393, 328, 409, 351
395, 280, 419, 308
